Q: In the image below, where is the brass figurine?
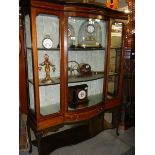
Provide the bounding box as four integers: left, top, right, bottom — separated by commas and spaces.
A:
39, 54, 56, 83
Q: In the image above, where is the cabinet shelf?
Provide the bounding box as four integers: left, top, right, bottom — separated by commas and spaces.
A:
29, 74, 103, 86
109, 72, 119, 76
40, 103, 60, 116
28, 78, 60, 86
40, 93, 103, 115
28, 72, 118, 86
110, 48, 121, 50
68, 47, 105, 51
39, 94, 103, 115
68, 71, 104, 83
27, 47, 105, 52
27, 47, 60, 51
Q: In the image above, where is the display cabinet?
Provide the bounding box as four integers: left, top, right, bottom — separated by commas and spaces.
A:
21, 0, 128, 154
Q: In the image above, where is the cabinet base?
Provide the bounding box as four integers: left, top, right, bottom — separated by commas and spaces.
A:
32, 124, 90, 155
27, 108, 121, 155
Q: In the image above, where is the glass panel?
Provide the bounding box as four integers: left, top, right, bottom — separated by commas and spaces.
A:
26, 49, 33, 80
25, 15, 32, 48
67, 17, 108, 110
39, 85, 60, 115
108, 22, 123, 99
25, 15, 35, 112
36, 14, 60, 116
29, 82, 35, 111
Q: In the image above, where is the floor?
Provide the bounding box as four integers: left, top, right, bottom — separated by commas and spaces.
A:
19, 126, 135, 155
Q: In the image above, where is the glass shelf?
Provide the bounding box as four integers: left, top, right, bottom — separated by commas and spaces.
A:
109, 72, 119, 76
40, 103, 60, 116
28, 72, 118, 86
25, 47, 106, 51
110, 48, 121, 50
68, 47, 105, 51
27, 47, 60, 51
68, 71, 104, 83
28, 77, 60, 86
29, 74, 102, 86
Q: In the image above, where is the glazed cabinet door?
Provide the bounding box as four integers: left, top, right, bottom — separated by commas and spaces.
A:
25, 10, 62, 118
107, 20, 125, 101
24, 14, 35, 114
67, 15, 108, 111
36, 13, 61, 116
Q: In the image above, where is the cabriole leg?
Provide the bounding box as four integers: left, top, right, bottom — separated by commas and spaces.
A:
26, 119, 32, 153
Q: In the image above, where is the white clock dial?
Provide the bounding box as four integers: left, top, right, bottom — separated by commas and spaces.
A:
78, 90, 86, 100
42, 38, 53, 49
87, 24, 95, 33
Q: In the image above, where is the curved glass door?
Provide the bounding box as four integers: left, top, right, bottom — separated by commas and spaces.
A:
24, 14, 35, 113
108, 22, 123, 99
67, 16, 108, 111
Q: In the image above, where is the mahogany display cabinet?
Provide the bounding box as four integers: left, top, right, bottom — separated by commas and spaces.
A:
20, 0, 128, 154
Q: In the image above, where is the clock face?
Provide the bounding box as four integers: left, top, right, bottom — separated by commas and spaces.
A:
78, 90, 86, 100
42, 38, 53, 49
87, 24, 95, 33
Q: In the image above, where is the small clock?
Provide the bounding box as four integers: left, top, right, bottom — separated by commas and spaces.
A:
87, 24, 95, 33
78, 63, 92, 76
68, 84, 89, 108
42, 35, 53, 49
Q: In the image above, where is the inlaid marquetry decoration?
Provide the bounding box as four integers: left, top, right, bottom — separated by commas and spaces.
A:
106, 0, 119, 9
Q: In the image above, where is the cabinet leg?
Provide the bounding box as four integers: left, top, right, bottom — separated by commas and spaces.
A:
88, 115, 104, 137
116, 125, 119, 136
26, 120, 32, 153
35, 132, 43, 155
112, 107, 121, 136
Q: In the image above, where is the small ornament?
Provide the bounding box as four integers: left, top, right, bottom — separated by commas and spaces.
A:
106, 0, 119, 10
